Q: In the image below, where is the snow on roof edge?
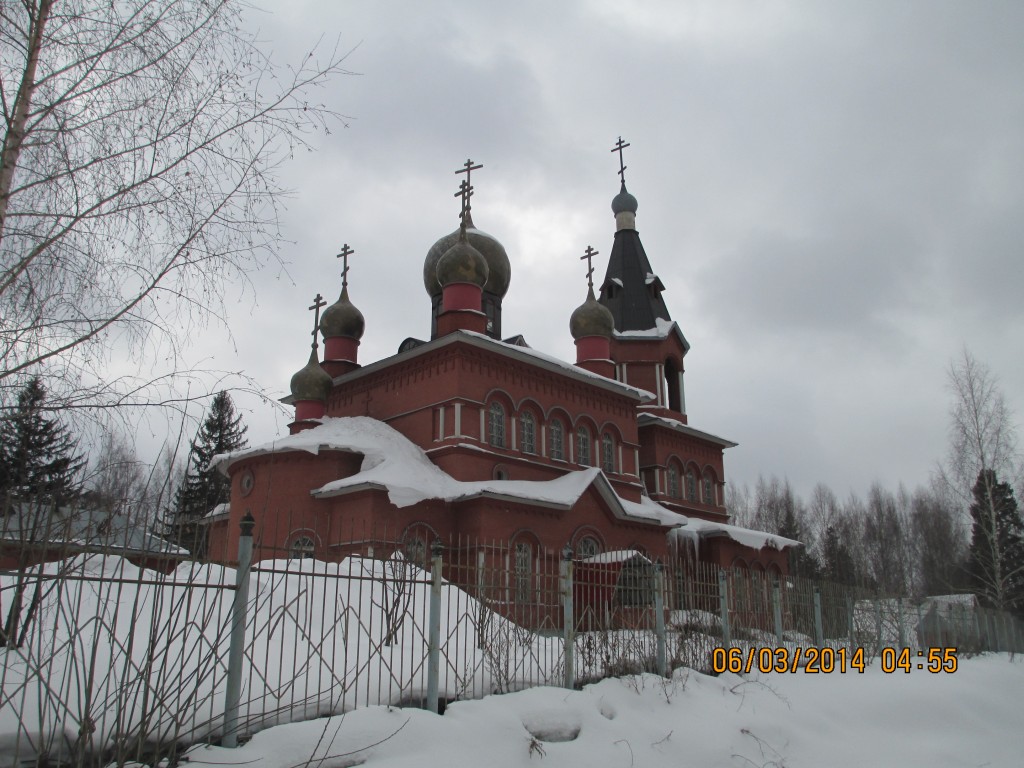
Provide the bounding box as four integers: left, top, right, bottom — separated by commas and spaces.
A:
671, 518, 801, 552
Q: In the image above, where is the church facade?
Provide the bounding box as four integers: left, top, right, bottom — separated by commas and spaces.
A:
206, 146, 796, 579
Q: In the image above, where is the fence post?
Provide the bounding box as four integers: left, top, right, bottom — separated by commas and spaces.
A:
718, 569, 731, 648
897, 597, 906, 650
874, 599, 883, 656
427, 540, 443, 714
654, 561, 667, 677
476, 548, 487, 649
812, 587, 824, 648
846, 594, 855, 651
772, 577, 783, 645
561, 545, 575, 690
223, 513, 255, 749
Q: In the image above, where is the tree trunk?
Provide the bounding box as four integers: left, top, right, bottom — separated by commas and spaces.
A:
0, 0, 53, 241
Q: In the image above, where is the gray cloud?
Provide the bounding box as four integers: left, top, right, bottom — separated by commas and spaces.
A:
148, 0, 1024, 504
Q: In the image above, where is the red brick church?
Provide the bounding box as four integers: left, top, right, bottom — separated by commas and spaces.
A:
206, 143, 796, 577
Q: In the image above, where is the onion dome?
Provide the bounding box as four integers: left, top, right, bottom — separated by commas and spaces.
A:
570, 287, 615, 340
424, 212, 510, 298
436, 226, 489, 288
319, 286, 365, 340
290, 349, 332, 402
611, 183, 638, 215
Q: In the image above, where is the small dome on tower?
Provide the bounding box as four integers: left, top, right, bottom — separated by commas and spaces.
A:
570, 287, 615, 340
290, 349, 332, 402
424, 214, 510, 298
319, 286, 365, 340
436, 228, 489, 288
611, 184, 638, 215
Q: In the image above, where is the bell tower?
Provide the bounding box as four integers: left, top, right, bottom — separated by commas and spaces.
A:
598, 137, 690, 421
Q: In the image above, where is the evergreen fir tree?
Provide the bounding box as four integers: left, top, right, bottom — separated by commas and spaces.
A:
966, 469, 1024, 615
779, 503, 820, 580
171, 391, 247, 555
0, 377, 84, 511
821, 524, 858, 586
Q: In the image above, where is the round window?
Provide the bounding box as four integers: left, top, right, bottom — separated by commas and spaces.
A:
240, 469, 255, 497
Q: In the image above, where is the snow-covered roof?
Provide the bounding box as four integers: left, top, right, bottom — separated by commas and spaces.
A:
612, 317, 690, 352
287, 330, 656, 405
211, 417, 676, 527
580, 549, 652, 565
458, 331, 655, 401
637, 412, 738, 448
671, 518, 801, 552
0, 502, 187, 557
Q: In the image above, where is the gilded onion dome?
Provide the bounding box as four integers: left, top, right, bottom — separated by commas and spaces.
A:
424, 212, 510, 297
289, 349, 332, 402
570, 286, 615, 339
319, 285, 365, 340
436, 226, 490, 288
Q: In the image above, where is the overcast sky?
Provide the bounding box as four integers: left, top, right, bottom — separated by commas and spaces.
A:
167, 0, 1024, 503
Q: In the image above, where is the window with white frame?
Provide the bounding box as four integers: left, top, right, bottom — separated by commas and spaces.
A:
577, 426, 591, 466
601, 433, 614, 473
289, 535, 315, 560
489, 402, 505, 448
550, 419, 564, 460
686, 469, 696, 501
703, 472, 715, 505
576, 536, 601, 559
514, 541, 532, 603
520, 411, 536, 454
667, 464, 680, 498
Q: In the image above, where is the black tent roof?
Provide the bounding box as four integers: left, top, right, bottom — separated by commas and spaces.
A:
597, 227, 672, 332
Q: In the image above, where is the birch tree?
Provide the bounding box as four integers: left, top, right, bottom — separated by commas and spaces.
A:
0, 0, 350, 410
943, 350, 1023, 609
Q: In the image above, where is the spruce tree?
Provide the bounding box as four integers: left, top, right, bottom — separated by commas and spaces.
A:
171, 391, 248, 555
821, 524, 858, 586
779, 503, 820, 580
0, 377, 84, 512
966, 469, 1024, 615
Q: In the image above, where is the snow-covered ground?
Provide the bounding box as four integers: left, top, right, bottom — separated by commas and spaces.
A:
187, 655, 1024, 768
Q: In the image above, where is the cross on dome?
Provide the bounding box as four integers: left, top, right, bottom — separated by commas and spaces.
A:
580, 245, 599, 290
611, 136, 630, 187
455, 179, 474, 224
455, 159, 482, 223
336, 244, 354, 288
308, 293, 327, 349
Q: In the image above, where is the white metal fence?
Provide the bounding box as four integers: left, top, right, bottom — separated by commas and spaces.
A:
2, 517, 1022, 768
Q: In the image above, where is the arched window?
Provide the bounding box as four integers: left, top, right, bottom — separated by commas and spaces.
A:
402, 537, 427, 568
520, 411, 536, 454
488, 402, 505, 448
667, 464, 680, 498
550, 420, 564, 461
703, 472, 715, 505
685, 469, 696, 501
289, 536, 315, 560
601, 433, 614, 473
576, 425, 591, 466
514, 541, 532, 604
576, 536, 601, 559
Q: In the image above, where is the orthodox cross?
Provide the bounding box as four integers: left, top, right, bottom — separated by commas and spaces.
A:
580, 245, 599, 291
611, 136, 630, 186
308, 293, 327, 349
335, 243, 354, 288
455, 158, 482, 221
455, 179, 474, 224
